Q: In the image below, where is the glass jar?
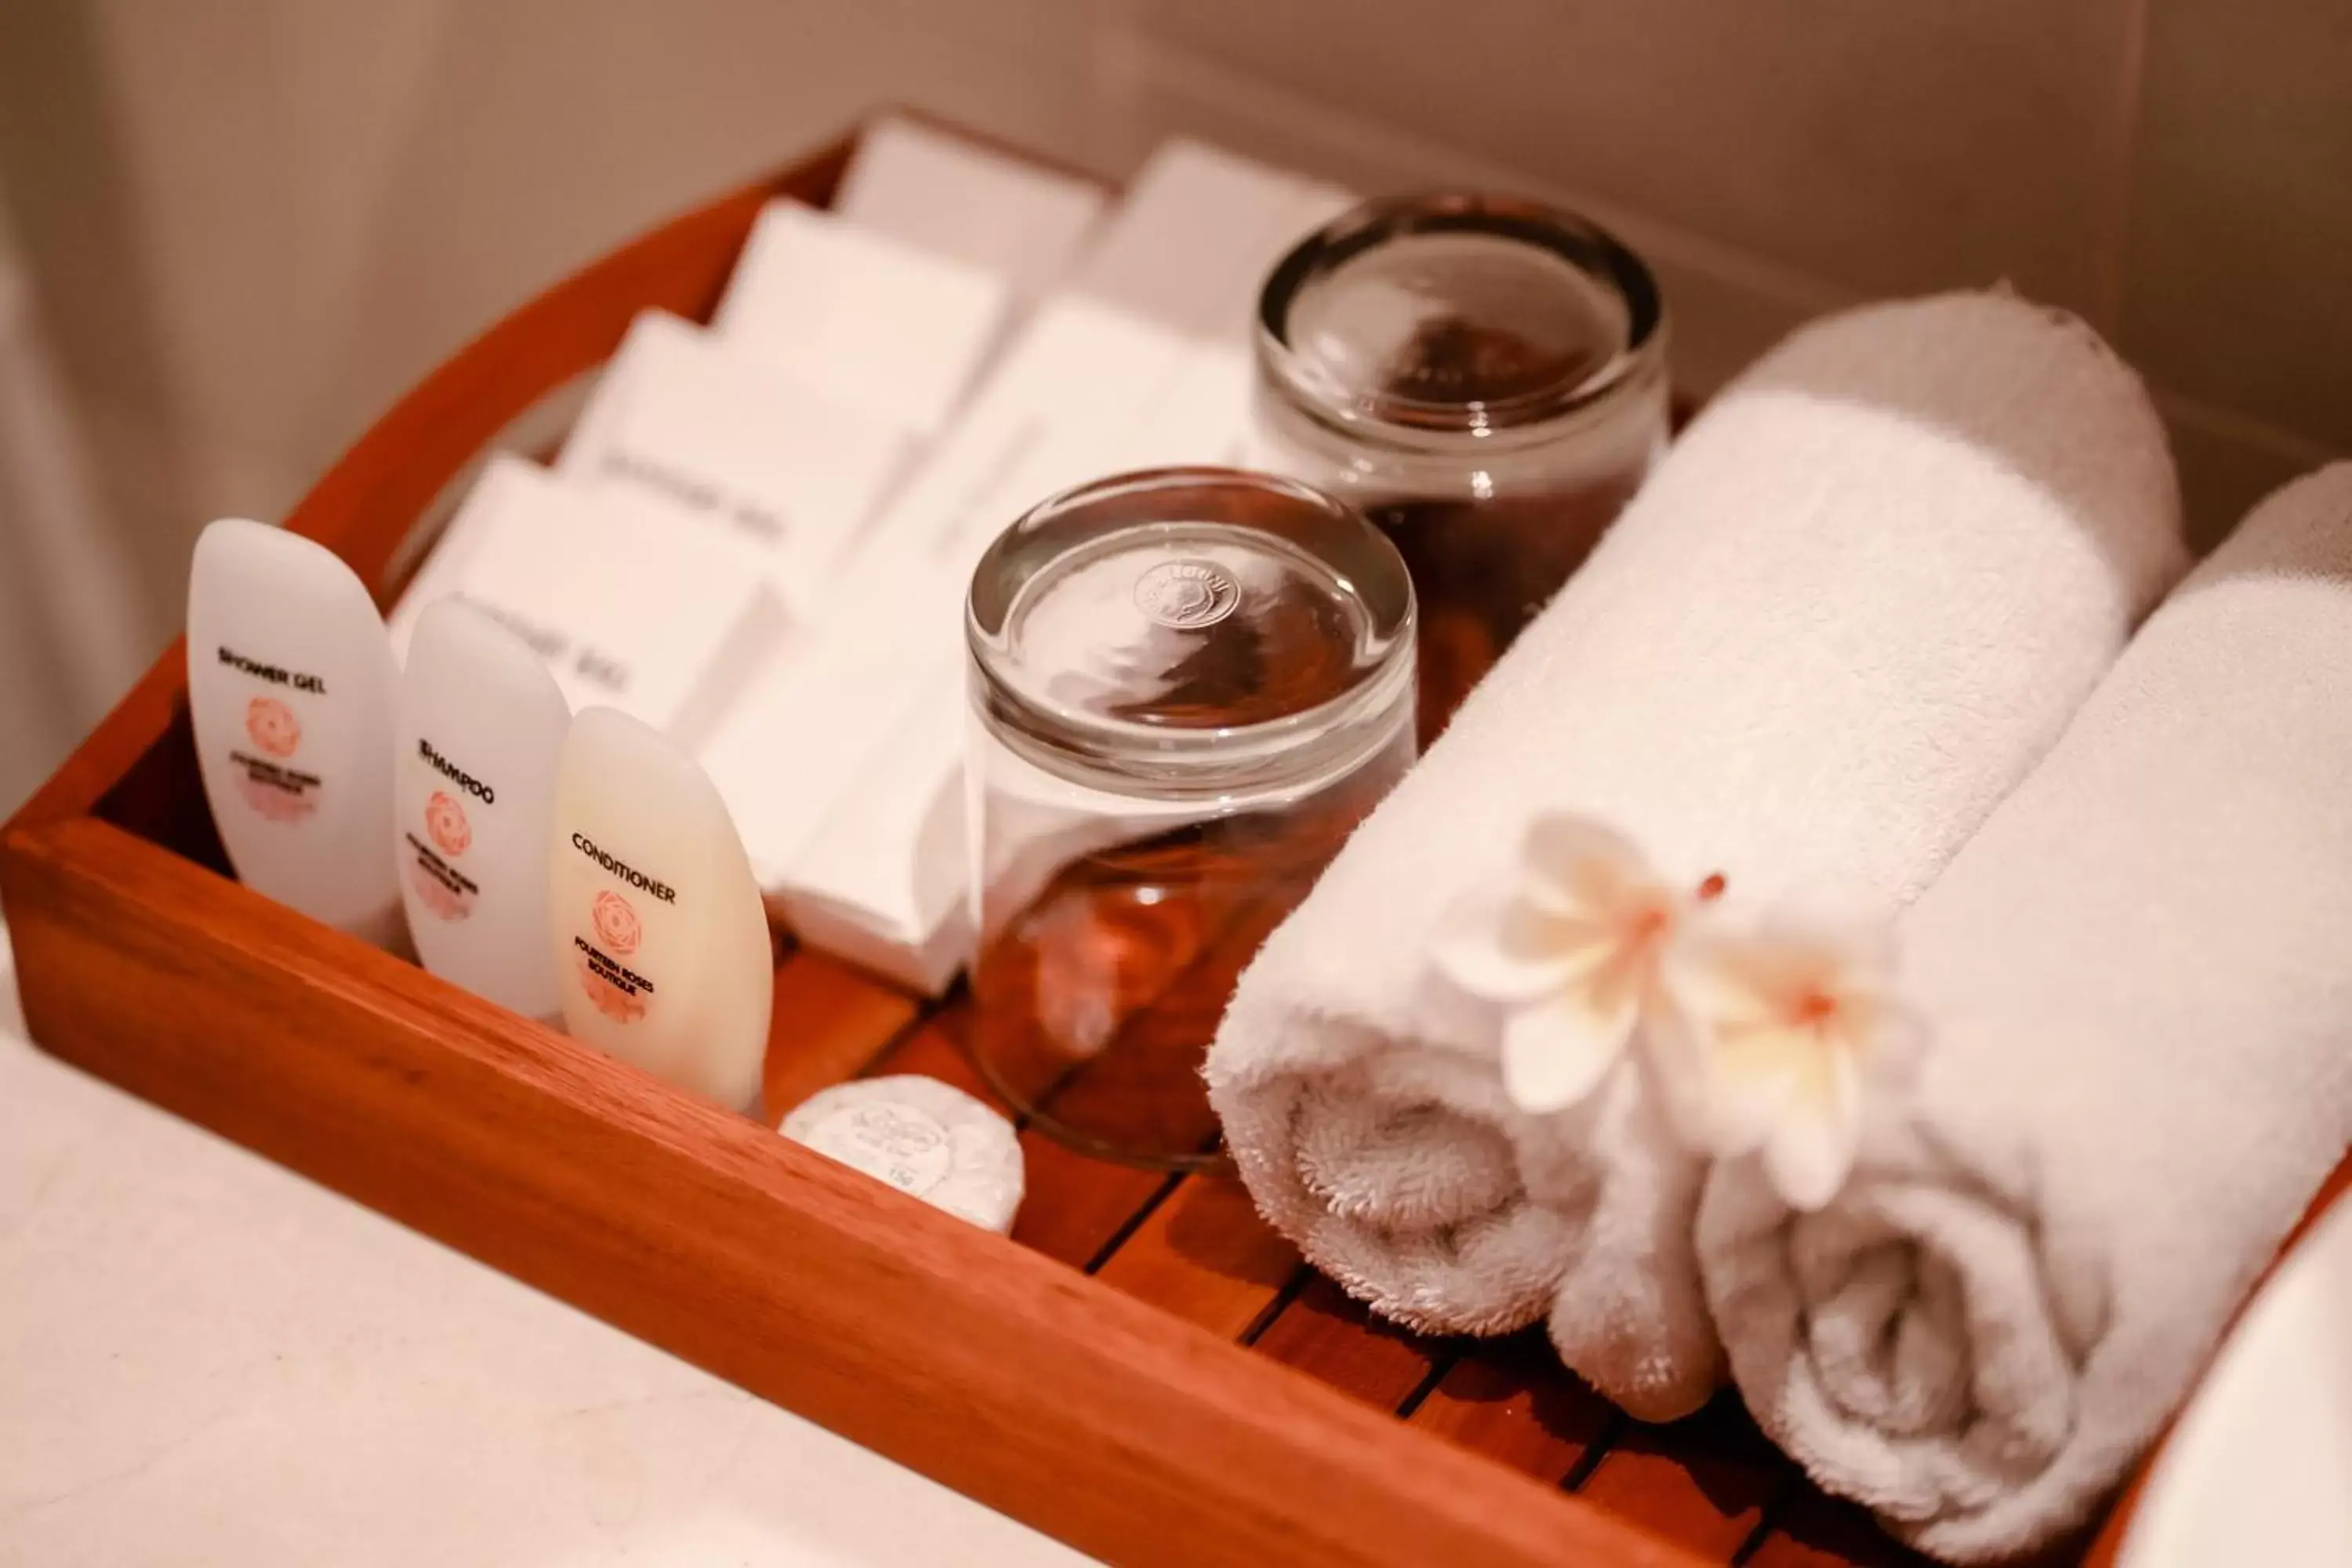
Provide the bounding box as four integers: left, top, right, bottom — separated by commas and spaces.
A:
1250, 194, 1668, 743
965, 468, 1415, 1171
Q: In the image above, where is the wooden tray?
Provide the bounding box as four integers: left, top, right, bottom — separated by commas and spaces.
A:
0, 116, 2322, 1568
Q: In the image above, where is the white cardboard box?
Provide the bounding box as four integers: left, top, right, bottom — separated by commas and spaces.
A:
1071, 140, 1356, 345
713, 200, 1011, 434
768, 672, 972, 995
402, 455, 782, 742
834, 115, 1106, 303
556, 310, 914, 606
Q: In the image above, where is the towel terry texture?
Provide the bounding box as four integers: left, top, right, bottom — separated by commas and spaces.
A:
1206, 291, 2186, 1421
1697, 463, 2352, 1561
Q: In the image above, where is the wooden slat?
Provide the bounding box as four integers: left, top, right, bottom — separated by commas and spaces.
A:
1012, 1143, 1171, 1269
1408, 1331, 1620, 1485
760, 950, 923, 1120
1573, 1392, 1788, 1563
865, 1011, 990, 1093
1250, 1275, 1455, 1412
1094, 1174, 1303, 1338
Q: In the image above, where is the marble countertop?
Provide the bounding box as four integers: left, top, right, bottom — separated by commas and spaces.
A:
0, 925, 1091, 1567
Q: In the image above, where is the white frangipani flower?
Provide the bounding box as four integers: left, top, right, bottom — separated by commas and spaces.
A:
1434, 814, 1726, 1116
1653, 913, 1921, 1211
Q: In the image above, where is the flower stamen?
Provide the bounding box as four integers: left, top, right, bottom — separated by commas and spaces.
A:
1626, 904, 1674, 948
1791, 989, 1840, 1030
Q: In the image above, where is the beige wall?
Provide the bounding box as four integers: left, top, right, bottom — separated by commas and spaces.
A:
2, 0, 2345, 670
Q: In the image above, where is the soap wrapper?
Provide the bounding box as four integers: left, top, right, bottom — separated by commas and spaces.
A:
398, 455, 782, 743
835, 114, 1106, 303
714, 199, 1012, 434
557, 310, 913, 605
1072, 139, 1356, 343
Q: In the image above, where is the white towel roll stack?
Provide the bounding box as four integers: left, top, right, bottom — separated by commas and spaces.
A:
1207, 291, 2185, 1420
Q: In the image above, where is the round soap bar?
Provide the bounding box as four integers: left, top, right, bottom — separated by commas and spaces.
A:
782, 1076, 1025, 1233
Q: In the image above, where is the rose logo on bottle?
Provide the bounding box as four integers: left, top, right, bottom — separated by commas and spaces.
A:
591, 888, 641, 956
423, 790, 472, 857
245, 695, 303, 758
579, 887, 648, 1023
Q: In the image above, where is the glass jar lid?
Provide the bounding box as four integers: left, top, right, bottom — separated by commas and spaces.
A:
967, 468, 1414, 796
1257, 194, 1664, 442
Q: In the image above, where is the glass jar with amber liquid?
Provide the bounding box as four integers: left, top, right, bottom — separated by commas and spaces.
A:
1250, 194, 1668, 743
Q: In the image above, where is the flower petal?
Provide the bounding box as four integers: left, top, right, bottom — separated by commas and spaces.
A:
1500, 978, 1639, 1113
1432, 891, 1606, 1005
1699, 1026, 1810, 1155
1762, 1047, 1863, 1211
1521, 813, 1655, 916
1657, 923, 1780, 1036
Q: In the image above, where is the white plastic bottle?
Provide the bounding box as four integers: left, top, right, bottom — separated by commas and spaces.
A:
396, 600, 572, 1019
187, 517, 404, 946
547, 706, 773, 1112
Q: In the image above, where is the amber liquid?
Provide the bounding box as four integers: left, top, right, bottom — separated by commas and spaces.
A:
969, 732, 1410, 1170
1372, 477, 1641, 747
1363, 316, 1651, 745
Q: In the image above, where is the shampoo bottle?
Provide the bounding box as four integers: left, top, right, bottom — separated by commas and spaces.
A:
187, 518, 403, 946
396, 600, 571, 1019
548, 707, 773, 1112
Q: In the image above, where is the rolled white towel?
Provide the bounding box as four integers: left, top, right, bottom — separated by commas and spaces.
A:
1697, 463, 2352, 1561
1207, 291, 2185, 1419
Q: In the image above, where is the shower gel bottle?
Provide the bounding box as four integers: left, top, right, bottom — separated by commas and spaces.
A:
187, 518, 404, 946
